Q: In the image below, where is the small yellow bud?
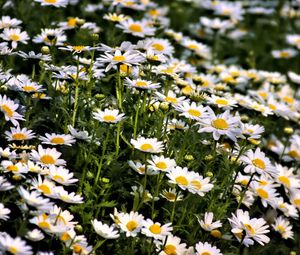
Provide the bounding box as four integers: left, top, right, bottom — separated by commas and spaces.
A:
210, 229, 222, 238
284, 127, 294, 135
184, 154, 194, 161
76, 19, 85, 26
12, 175, 22, 181
95, 94, 106, 100
159, 102, 169, 111
206, 171, 213, 177
240, 115, 249, 122
86, 171, 94, 180
204, 155, 213, 161
101, 177, 110, 183
75, 225, 83, 233
248, 139, 261, 145
91, 33, 99, 41
41, 46, 50, 54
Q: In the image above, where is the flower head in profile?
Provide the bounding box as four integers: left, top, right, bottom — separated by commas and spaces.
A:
93, 109, 125, 124
34, 0, 68, 8
91, 219, 120, 239
131, 137, 164, 153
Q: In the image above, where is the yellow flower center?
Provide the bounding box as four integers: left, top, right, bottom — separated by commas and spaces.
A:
8, 246, 18, 254
12, 133, 27, 140
60, 232, 71, 242
164, 192, 176, 201
53, 175, 64, 182
126, 220, 138, 231
215, 98, 229, 105
164, 244, 177, 255
240, 179, 249, 186
40, 155, 55, 165
268, 104, 277, 111
280, 51, 290, 58
23, 85, 36, 92
38, 221, 51, 229
277, 225, 286, 233
244, 223, 255, 235
73, 244, 83, 254
210, 229, 222, 238
140, 143, 154, 151
113, 55, 126, 62
7, 165, 18, 172
188, 109, 201, 117
293, 199, 300, 206
67, 18, 77, 27
38, 184, 51, 194
182, 86, 193, 95
1, 104, 14, 117
175, 176, 188, 186
149, 224, 161, 234
120, 64, 132, 74
165, 97, 178, 103
10, 34, 20, 41
155, 161, 167, 170
278, 176, 291, 188
103, 115, 117, 122
283, 96, 294, 104
288, 150, 300, 158
72, 45, 85, 52
191, 180, 202, 190
51, 137, 65, 144
252, 158, 266, 170
256, 188, 269, 199
187, 44, 199, 50
235, 231, 243, 240
202, 252, 212, 255
211, 118, 229, 130
129, 24, 143, 33
136, 81, 148, 87
152, 43, 164, 51
138, 166, 145, 173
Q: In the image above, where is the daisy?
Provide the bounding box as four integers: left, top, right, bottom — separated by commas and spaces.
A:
138, 38, 174, 57
167, 166, 192, 190
53, 187, 84, 203
33, 28, 67, 46
29, 214, 68, 234
128, 160, 155, 175
141, 219, 173, 240
5, 126, 35, 141
0, 203, 10, 221
1, 160, 28, 176
39, 133, 76, 146
240, 148, 277, 177
16, 81, 45, 93
131, 137, 164, 153
0, 28, 29, 49
160, 188, 184, 202
251, 182, 279, 208
117, 18, 155, 38
17, 51, 52, 61
25, 229, 45, 242
48, 205, 77, 229
288, 71, 300, 84
0, 94, 24, 126
103, 13, 128, 22
67, 125, 91, 142
0, 234, 33, 255
34, 0, 68, 7
91, 219, 120, 239
155, 91, 187, 105
0, 16, 22, 29
31, 176, 57, 198
156, 235, 187, 255
228, 209, 270, 247
241, 123, 264, 140
276, 198, 299, 219
195, 241, 223, 255
181, 38, 211, 59
272, 216, 294, 240
147, 155, 176, 172
93, 109, 125, 123
174, 101, 210, 121
289, 190, 300, 209
0, 176, 14, 191
30, 145, 66, 166
188, 172, 214, 196
124, 77, 160, 90
198, 109, 242, 142
117, 211, 144, 237
197, 212, 222, 232
207, 94, 237, 109
271, 48, 297, 59
48, 165, 78, 186
275, 164, 300, 191
97, 49, 145, 72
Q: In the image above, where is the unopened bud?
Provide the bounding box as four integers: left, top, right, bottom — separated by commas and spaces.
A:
86, 171, 94, 180
184, 154, 194, 161
284, 127, 294, 135
91, 33, 99, 41
41, 46, 50, 54
204, 154, 213, 161
12, 175, 22, 181
210, 229, 222, 238
95, 94, 106, 100
75, 225, 83, 233
76, 19, 85, 26
240, 115, 249, 122
206, 171, 213, 177
159, 102, 169, 111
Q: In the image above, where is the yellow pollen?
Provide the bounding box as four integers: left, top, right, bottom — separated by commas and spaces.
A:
12, 133, 27, 140
126, 220, 138, 231
244, 223, 255, 235
23, 85, 36, 92
288, 150, 300, 159
7, 165, 19, 172
113, 55, 126, 62
268, 104, 277, 111
164, 192, 176, 201
164, 244, 176, 255
103, 115, 117, 122
152, 43, 164, 51
53, 175, 64, 182
155, 161, 167, 170
277, 225, 286, 233
67, 18, 77, 27
210, 229, 222, 238
129, 24, 143, 33
120, 64, 132, 74
149, 224, 161, 234
50, 137, 65, 144
280, 51, 290, 58
60, 232, 71, 242
278, 176, 291, 187
73, 244, 83, 254
202, 252, 212, 255
1, 104, 14, 117
188, 109, 201, 117
165, 97, 177, 103
72, 45, 85, 52
215, 98, 229, 105
293, 198, 300, 206
211, 118, 229, 130
187, 44, 199, 50
8, 246, 18, 254
252, 158, 266, 170
135, 81, 148, 87
38, 221, 51, 229
256, 188, 269, 199
10, 34, 20, 41
191, 180, 202, 190
38, 184, 51, 195
175, 176, 188, 186
140, 143, 154, 151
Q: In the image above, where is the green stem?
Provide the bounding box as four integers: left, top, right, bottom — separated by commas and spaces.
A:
151, 173, 162, 218
133, 94, 141, 139
72, 54, 80, 127
237, 173, 255, 210
170, 192, 178, 223
115, 122, 121, 157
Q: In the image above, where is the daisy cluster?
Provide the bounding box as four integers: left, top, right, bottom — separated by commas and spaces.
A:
0, 0, 300, 254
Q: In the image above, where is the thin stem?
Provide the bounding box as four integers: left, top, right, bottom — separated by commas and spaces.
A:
133, 93, 141, 139
151, 172, 162, 218
170, 192, 178, 223
115, 122, 121, 157
72, 54, 80, 127
237, 173, 255, 210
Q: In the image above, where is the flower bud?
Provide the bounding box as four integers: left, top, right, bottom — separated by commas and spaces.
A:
284, 127, 294, 135
204, 154, 213, 161
41, 46, 50, 55
184, 154, 194, 161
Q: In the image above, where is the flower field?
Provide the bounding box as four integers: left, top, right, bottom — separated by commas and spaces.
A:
1, 0, 300, 254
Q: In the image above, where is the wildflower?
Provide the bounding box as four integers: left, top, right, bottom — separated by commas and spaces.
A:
197, 212, 222, 232
33, 28, 66, 46
0, 203, 10, 221
0, 28, 29, 49
147, 155, 176, 172
0, 94, 24, 126
39, 133, 76, 146
167, 166, 192, 190
91, 220, 120, 239
34, 0, 68, 8
48, 165, 78, 186
131, 137, 164, 153
25, 229, 45, 242
174, 102, 210, 121
117, 18, 155, 38
93, 109, 125, 123
30, 145, 66, 166
195, 241, 223, 255
0, 234, 33, 255
5, 126, 35, 141
156, 235, 187, 255
117, 211, 144, 237
141, 219, 173, 240
124, 77, 160, 90
272, 216, 294, 239
160, 188, 184, 202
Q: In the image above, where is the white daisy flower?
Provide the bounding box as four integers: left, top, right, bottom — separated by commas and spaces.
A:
117, 211, 144, 237
0, 203, 10, 221
131, 137, 164, 153
30, 145, 66, 166
124, 77, 160, 90
0, 28, 29, 48
91, 219, 120, 239
4, 126, 35, 141
25, 229, 45, 242
0, 94, 24, 126
48, 165, 78, 186
34, 0, 68, 8
93, 108, 125, 123
117, 18, 155, 38
195, 241, 223, 255
141, 219, 173, 240
174, 102, 210, 121
147, 155, 176, 172
197, 212, 222, 232
272, 216, 294, 240
39, 133, 76, 146
0, 234, 33, 255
